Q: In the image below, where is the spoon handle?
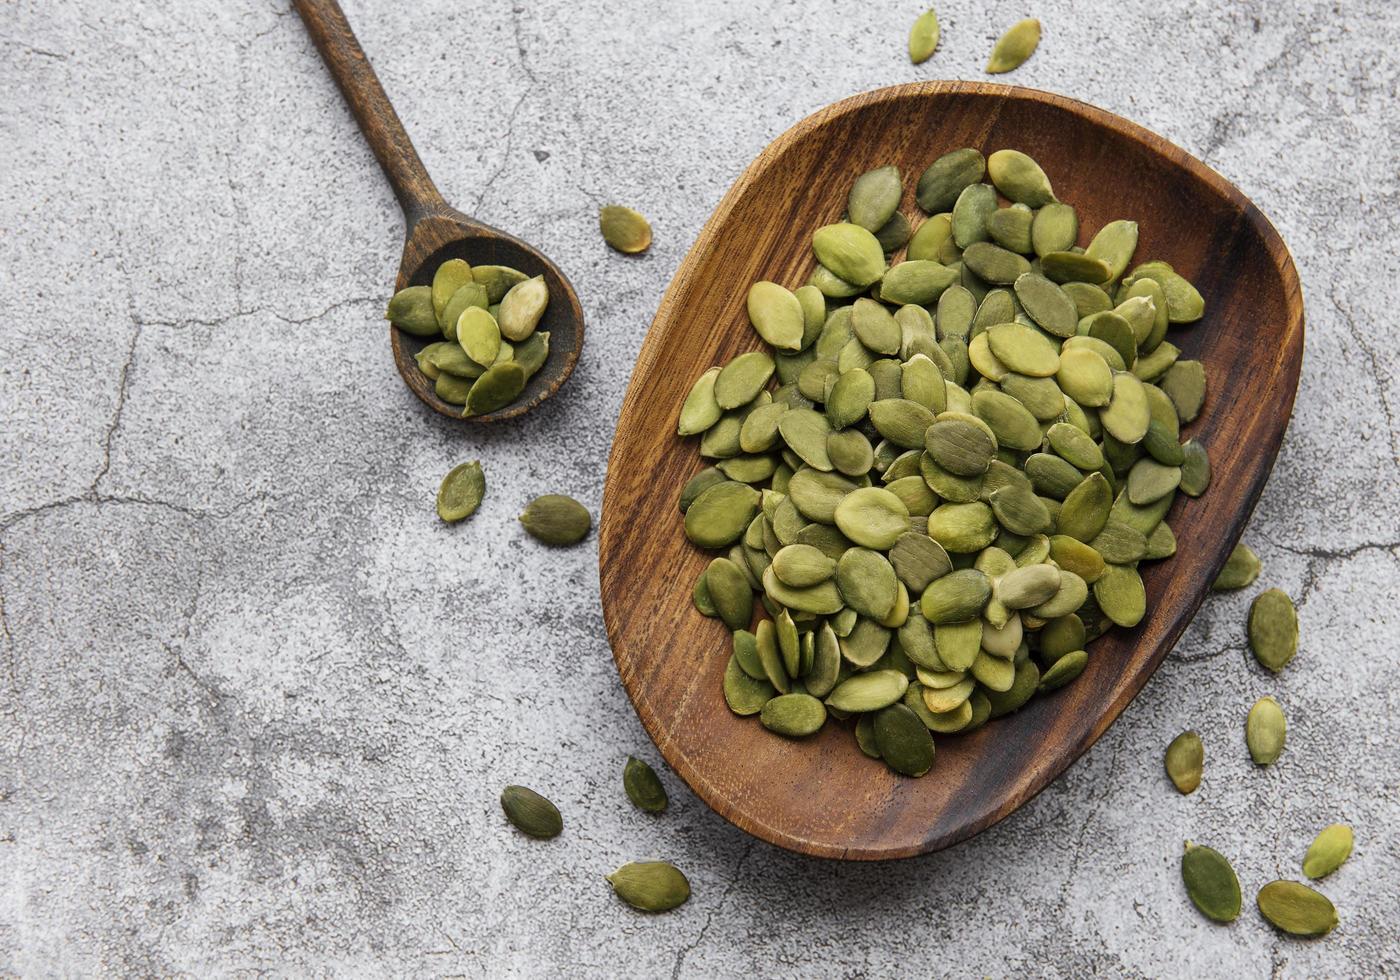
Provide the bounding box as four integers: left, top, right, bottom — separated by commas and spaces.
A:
292, 0, 447, 223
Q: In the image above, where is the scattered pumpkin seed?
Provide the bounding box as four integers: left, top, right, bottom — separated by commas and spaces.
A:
606, 861, 690, 913
1165, 731, 1204, 794
1256, 881, 1337, 937
437, 461, 485, 523
1246, 695, 1286, 765
519, 493, 591, 545
1249, 589, 1298, 672
501, 785, 563, 839
1302, 824, 1353, 880
622, 757, 668, 813
908, 9, 940, 64
599, 205, 652, 254
1213, 542, 1261, 590
1181, 842, 1241, 923
986, 18, 1040, 74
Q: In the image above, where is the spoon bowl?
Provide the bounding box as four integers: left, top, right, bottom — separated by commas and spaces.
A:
295, 0, 582, 422
599, 82, 1303, 859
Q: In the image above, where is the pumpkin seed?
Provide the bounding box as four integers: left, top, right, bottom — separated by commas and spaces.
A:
684, 481, 760, 548
812, 222, 886, 287
952, 183, 998, 249
437, 461, 485, 523
916, 148, 985, 214
501, 785, 563, 839
1160, 360, 1206, 423
1041, 251, 1111, 284
464, 362, 527, 415
761, 693, 828, 737
834, 486, 911, 550
1179, 439, 1211, 496
1165, 731, 1204, 794
881, 260, 958, 305
1037, 649, 1086, 691
599, 206, 652, 253
986, 18, 1040, 74
1302, 824, 1353, 880
908, 9, 941, 64
1084, 220, 1138, 282
1246, 695, 1286, 765
715, 351, 776, 410
607, 862, 690, 913
1212, 543, 1261, 590
386, 285, 439, 337
987, 150, 1056, 207
826, 670, 909, 712
520, 494, 591, 545
623, 757, 668, 813
1249, 588, 1298, 672
497, 275, 549, 341
1181, 843, 1241, 923
848, 165, 903, 232
874, 703, 935, 776
1256, 881, 1337, 937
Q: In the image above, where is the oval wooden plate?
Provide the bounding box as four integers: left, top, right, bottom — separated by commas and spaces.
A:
599, 82, 1303, 860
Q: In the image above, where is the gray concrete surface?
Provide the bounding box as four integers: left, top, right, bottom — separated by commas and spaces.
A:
2, 0, 1397, 975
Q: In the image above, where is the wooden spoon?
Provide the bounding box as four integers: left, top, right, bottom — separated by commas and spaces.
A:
293, 0, 583, 422
599, 82, 1303, 859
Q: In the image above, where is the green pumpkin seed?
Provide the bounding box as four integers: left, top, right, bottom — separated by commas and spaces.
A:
623, 757, 668, 813
1062, 280, 1112, 318
715, 352, 775, 410
513, 330, 550, 380
501, 785, 563, 839
1181, 843, 1241, 923
1084, 220, 1139, 282
1038, 613, 1086, 660
746, 280, 805, 351
868, 398, 937, 449
850, 297, 901, 354
972, 388, 1042, 451
1249, 589, 1298, 672
1302, 824, 1353, 880
432, 258, 474, 327
952, 183, 998, 249
987, 149, 1056, 207
1037, 649, 1086, 691
679, 467, 727, 513
874, 703, 935, 776
847, 165, 903, 232
1054, 347, 1113, 407
854, 713, 881, 757
908, 214, 955, 264
1127, 457, 1182, 504
606, 861, 690, 913
985, 322, 1059, 377
986, 18, 1040, 73
834, 487, 911, 550
962, 241, 1032, 285
778, 408, 835, 471
916, 148, 985, 214
908, 9, 941, 63
1058, 473, 1113, 541
807, 624, 841, 697
458, 306, 502, 367
825, 670, 909, 712
706, 557, 754, 630
920, 568, 991, 624
812, 222, 886, 287
437, 461, 485, 523
693, 571, 717, 616
464, 362, 527, 416
684, 480, 760, 548
1041, 250, 1111, 284
771, 544, 836, 587
677, 367, 723, 436
839, 616, 891, 667
1160, 360, 1206, 423
1093, 564, 1145, 627
809, 263, 864, 299
497, 275, 549, 341
732, 629, 765, 679
1013, 272, 1077, 338
1100, 372, 1151, 444
1256, 881, 1337, 937
1032, 202, 1078, 257
599, 206, 652, 254
386, 284, 440, 337
835, 548, 899, 620
987, 205, 1034, 254
875, 211, 912, 253
761, 692, 827, 737
1212, 542, 1261, 590
520, 494, 591, 545
1178, 439, 1211, 496
1165, 731, 1204, 794
1246, 695, 1286, 765
881, 260, 958, 305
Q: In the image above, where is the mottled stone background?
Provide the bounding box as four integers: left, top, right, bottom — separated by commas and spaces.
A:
2, 0, 1397, 976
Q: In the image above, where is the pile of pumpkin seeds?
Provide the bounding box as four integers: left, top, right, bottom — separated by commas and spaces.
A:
386, 257, 552, 416
677, 146, 1212, 777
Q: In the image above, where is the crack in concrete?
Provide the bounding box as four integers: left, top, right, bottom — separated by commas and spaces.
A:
0, 543, 19, 715
1172, 643, 1239, 664
1328, 288, 1400, 465
0, 36, 68, 60
0, 491, 275, 535
92, 324, 142, 495
669, 839, 755, 980
471, 8, 540, 214
133, 296, 382, 331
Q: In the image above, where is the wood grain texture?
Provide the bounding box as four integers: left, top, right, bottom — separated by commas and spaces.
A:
292, 0, 582, 422
598, 82, 1304, 860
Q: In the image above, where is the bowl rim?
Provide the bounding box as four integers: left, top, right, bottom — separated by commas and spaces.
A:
600, 80, 1305, 859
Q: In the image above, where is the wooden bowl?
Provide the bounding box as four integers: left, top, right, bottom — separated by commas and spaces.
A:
598, 81, 1304, 859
